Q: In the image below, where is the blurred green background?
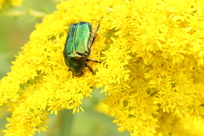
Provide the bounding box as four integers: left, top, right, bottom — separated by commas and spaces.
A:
0, 0, 129, 136
0, 0, 57, 78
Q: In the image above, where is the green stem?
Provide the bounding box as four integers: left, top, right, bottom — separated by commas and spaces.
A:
58, 109, 73, 136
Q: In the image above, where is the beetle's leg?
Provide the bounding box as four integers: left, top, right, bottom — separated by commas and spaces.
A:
86, 59, 101, 63
85, 63, 94, 75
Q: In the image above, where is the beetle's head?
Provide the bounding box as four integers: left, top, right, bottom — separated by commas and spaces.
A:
65, 54, 86, 76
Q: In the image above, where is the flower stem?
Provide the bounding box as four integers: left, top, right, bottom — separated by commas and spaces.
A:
58, 109, 73, 136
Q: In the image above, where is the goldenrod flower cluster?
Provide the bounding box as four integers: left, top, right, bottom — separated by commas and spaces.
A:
1, 0, 204, 135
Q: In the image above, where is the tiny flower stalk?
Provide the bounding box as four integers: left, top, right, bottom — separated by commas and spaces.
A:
1, 0, 204, 136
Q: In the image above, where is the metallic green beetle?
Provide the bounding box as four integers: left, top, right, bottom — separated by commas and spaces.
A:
63, 20, 101, 76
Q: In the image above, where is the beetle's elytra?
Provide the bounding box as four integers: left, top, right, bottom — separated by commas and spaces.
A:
63, 19, 101, 76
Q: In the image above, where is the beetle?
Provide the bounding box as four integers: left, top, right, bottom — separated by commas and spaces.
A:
63, 19, 101, 76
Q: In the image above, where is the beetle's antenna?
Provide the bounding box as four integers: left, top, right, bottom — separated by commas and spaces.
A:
92, 17, 103, 44
95, 17, 103, 33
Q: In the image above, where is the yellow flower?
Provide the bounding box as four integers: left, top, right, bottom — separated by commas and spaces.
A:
0, 0, 5, 10
1, 0, 204, 135
0, 0, 23, 10
11, 0, 23, 6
